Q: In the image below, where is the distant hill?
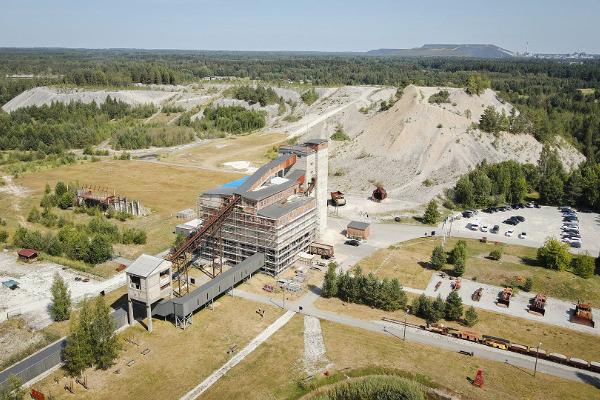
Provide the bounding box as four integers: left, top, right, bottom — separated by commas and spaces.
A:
366, 44, 515, 58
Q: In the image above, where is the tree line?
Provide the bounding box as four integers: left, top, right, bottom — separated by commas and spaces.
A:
197, 105, 266, 134
321, 264, 407, 311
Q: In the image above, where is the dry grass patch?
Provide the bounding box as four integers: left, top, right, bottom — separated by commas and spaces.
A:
32, 296, 284, 400
238, 268, 325, 301
355, 238, 436, 289
165, 132, 286, 171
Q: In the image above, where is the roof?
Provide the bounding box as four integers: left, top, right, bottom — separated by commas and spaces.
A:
2, 279, 19, 288
257, 196, 315, 219
347, 221, 370, 230
125, 254, 170, 278
241, 169, 305, 202
279, 145, 314, 157
237, 154, 294, 193
176, 218, 203, 229
18, 249, 37, 258
305, 138, 328, 145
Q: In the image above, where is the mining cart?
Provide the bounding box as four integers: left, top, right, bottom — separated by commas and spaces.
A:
570, 302, 595, 327
497, 288, 512, 307
529, 293, 547, 316
330, 191, 346, 206
451, 278, 462, 291
372, 185, 387, 202
472, 288, 483, 302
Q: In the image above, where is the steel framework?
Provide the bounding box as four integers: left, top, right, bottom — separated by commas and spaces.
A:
168, 194, 241, 296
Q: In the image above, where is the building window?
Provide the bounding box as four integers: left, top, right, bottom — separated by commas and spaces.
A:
130, 275, 141, 290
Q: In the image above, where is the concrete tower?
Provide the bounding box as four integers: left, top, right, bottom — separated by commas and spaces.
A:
306, 139, 328, 238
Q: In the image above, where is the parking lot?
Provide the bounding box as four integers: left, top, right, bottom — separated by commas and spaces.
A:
450, 206, 600, 256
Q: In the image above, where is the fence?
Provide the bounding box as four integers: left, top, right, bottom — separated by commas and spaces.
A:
0, 308, 128, 389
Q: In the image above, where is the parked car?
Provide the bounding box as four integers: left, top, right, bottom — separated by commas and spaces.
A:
503, 218, 518, 225
480, 225, 489, 232
570, 241, 582, 248
515, 216, 525, 222
518, 232, 527, 239
462, 210, 474, 218
534, 204, 541, 209
490, 225, 500, 234
506, 228, 515, 237
526, 202, 534, 208
344, 239, 360, 247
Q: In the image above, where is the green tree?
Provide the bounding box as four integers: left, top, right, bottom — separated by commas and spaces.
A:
322, 263, 338, 298
430, 245, 446, 270
454, 175, 475, 207
449, 240, 468, 265
573, 253, 596, 279
412, 294, 432, 321
50, 273, 71, 322
453, 257, 465, 277
445, 291, 463, 321
537, 238, 572, 271
430, 295, 446, 323
27, 207, 40, 223
55, 181, 68, 196
63, 300, 94, 376
0, 230, 8, 243
58, 191, 75, 209
422, 200, 441, 224
44, 183, 51, 195
0, 375, 24, 400
489, 249, 502, 260
523, 277, 534, 292
464, 306, 479, 327
86, 235, 113, 264
466, 74, 491, 96
90, 296, 121, 369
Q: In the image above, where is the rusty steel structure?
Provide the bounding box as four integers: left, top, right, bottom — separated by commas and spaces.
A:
167, 194, 241, 296
570, 301, 595, 327
497, 287, 512, 307
372, 185, 387, 202
529, 293, 547, 316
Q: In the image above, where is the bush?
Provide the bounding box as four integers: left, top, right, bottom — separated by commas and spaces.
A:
331, 125, 350, 141
0, 230, 8, 243
573, 254, 596, 279
199, 106, 266, 134
121, 228, 147, 245
310, 375, 425, 400
523, 277, 533, 292
537, 238, 572, 271
428, 90, 450, 104
27, 207, 41, 223
57, 191, 75, 209
301, 88, 319, 105
430, 245, 446, 270
489, 249, 502, 261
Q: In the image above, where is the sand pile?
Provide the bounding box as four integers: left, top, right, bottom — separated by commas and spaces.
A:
326, 85, 584, 203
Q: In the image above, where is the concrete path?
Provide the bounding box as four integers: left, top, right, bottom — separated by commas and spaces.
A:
179, 310, 295, 400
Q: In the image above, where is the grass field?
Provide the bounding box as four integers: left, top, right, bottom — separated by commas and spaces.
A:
363, 237, 600, 306
313, 296, 600, 362
32, 296, 284, 400
201, 315, 599, 400
7, 159, 241, 259
164, 132, 287, 171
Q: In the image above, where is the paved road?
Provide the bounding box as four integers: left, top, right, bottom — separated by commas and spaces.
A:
230, 288, 600, 386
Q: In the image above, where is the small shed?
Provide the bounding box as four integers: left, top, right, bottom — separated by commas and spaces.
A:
176, 208, 196, 219
17, 249, 38, 263
347, 221, 371, 240
175, 218, 203, 236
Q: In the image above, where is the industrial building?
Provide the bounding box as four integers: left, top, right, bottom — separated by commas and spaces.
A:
195, 139, 328, 275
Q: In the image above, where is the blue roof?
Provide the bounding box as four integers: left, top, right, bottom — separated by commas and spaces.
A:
221, 176, 249, 188
2, 279, 19, 288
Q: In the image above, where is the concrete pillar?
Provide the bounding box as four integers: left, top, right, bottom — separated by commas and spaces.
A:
128, 298, 134, 325
146, 304, 153, 333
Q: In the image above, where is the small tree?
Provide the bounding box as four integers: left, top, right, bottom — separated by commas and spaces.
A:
445, 291, 463, 321
55, 181, 68, 196
523, 277, 534, 292
430, 295, 446, 323
573, 253, 596, 279
422, 200, 441, 224
453, 257, 465, 277
50, 273, 71, 322
63, 300, 94, 376
58, 191, 75, 210
0, 230, 8, 244
464, 306, 479, 327
27, 207, 41, 223
412, 294, 432, 321
322, 263, 338, 298
430, 245, 446, 270
449, 240, 467, 265
537, 238, 572, 271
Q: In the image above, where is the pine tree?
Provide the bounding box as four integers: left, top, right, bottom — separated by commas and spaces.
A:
63, 300, 94, 376
430, 295, 446, 323
90, 296, 120, 369
430, 245, 446, 270
464, 306, 479, 327
50, 273, 71, 322
321, 263, 338, 298
453, 257, 465, 277
445, 291, 464, 321
422, 200, 441, 224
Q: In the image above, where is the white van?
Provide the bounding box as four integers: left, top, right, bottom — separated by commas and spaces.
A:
468, 220, 481, 231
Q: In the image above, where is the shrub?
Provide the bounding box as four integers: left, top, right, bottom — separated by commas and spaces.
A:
573, 253, 596, 279
0, 230, 8, 243
301, 88, 319, 105
331, 125, 350, 141
489, 249, 502, 261
428, 90, 450, 104
523, 277, 533, 292
57, 191, 76, 209
537, 238, 572, 271
311, 375, 425, 400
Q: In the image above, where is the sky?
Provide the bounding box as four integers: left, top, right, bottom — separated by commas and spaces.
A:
1, 0, 599, 54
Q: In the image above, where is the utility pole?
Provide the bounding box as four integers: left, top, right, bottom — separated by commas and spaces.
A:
534, 342, 542, 377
